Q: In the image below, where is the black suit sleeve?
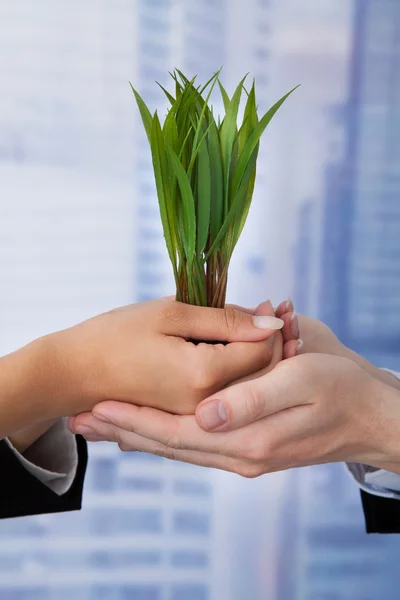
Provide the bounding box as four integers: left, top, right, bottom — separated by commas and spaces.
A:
0, 435, 87, 519
361, 489, 400, 534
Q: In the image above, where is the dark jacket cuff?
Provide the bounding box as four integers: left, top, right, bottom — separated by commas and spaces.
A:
0, 435, 87, 520
361, 490, 400, 534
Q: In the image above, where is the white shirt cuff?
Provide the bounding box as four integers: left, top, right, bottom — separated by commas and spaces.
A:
5, 418, 79, 496
345, 368, 400, 499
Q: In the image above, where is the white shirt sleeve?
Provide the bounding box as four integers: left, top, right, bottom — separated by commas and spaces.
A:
345, 369, 400, 499
5, 418, 79, 496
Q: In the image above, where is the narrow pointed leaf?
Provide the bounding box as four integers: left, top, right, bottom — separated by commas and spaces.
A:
207, 121, 224, 242
156, 81, 175, 104
232, 85, 300, 197
205, 146, 259, 259
150, 114, 177, 272
166, 145, 196, 263
217, 79, 231, 112
130, 83, 153, 144
196, 141, 211, 254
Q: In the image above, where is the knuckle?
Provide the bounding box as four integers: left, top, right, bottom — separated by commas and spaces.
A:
154, 446, 177, 461
244, 387, 264, 420
118, 442, 131, 452
246, 444, 267, 464
223, 308, 241, 333
162, 301, 187, 326
113, 428, 126, 446
190, 361, 216, 393
244, 435, 271, 464
237, 462, 263, 479
165, 429, 184, 450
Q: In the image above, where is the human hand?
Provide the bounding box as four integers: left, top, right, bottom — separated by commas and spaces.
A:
53, 297, 284, 418
1, 297, 283, 439
275, 299, 343, 359
276, 299, 400, 391
69, 353, 400, 477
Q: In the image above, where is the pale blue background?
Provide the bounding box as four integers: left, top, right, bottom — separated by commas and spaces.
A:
0, 0, 400, 598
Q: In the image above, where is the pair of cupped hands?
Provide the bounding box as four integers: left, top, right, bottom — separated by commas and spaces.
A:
68, 297, 400, 477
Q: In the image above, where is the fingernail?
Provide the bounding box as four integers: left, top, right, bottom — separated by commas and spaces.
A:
253, 316, 284, 330
295, 339, 304, 355
286, 298, 294, 312
290, 311, 299, 338
75, 425, 104, 441
199, 400, 228, 430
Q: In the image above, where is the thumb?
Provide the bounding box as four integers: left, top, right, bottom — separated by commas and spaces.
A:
196, 364, 301, 432
163, 300, 283, 343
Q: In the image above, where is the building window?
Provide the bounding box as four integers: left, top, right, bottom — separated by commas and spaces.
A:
120, 509, 164, 534
120, 586, 161, 600
87, 457, 117, 492
170, 585, 209, 600
121, 476, 164, 492
173, 511, 210, 535
171, 550, 209, 568
173, 479, 212, 498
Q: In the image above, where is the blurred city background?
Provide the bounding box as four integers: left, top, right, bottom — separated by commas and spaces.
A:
0, 0, 400, 598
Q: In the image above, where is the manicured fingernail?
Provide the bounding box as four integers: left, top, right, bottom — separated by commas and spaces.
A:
253, 316, 284, 330
75, 425, 104, 441
93, 412, 112, 424
199, 400, 228, 430
295, 339, 304, 355
290, 311, 299, 338
286, 298, 294, 312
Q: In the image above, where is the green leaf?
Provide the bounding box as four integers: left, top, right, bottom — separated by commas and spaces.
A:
130, 83, 153, 144
217, 79, 231, 112
219, 75, 248, 214
191, 72, 220, 160
205, 145, 259, 260
231, 85, 300, 197
166, 144, 196, 264
187, 121, 212, 175
207, 121, 224, 242
196, 140, 211, 255
232, 154, 258, 246
156, 81, 175, 105
150, 114, 178, 272
199, 67, 223, 95
163, 109, 179, 152
238, 80, 257, 155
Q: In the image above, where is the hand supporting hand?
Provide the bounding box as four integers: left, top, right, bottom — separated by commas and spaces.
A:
1, 297, 282, 439
70, 352, 400, 477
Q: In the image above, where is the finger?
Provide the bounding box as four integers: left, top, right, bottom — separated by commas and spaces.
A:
225, 304, 256, 315
92, 401, 248, 456
283, 339, 303, 359
196, 363, 311, 432
281, 311, 300, 343
225, 326, 282, 385
116, 431, 239, 473
70, 413, 115, 442
208, 300, 282, 385
161, 300, 283, 342
274, 298, 294, 319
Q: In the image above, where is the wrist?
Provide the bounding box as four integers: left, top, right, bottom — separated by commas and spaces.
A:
0, 337, 62, 437
355, 377, 400, 475
8, 419, 58, 454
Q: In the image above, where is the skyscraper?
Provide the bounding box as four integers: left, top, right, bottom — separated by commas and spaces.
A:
276, 463, 400, 600
320, 0, 400, 369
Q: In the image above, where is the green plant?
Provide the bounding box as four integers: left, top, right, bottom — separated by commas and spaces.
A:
131, 69, 298, 308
